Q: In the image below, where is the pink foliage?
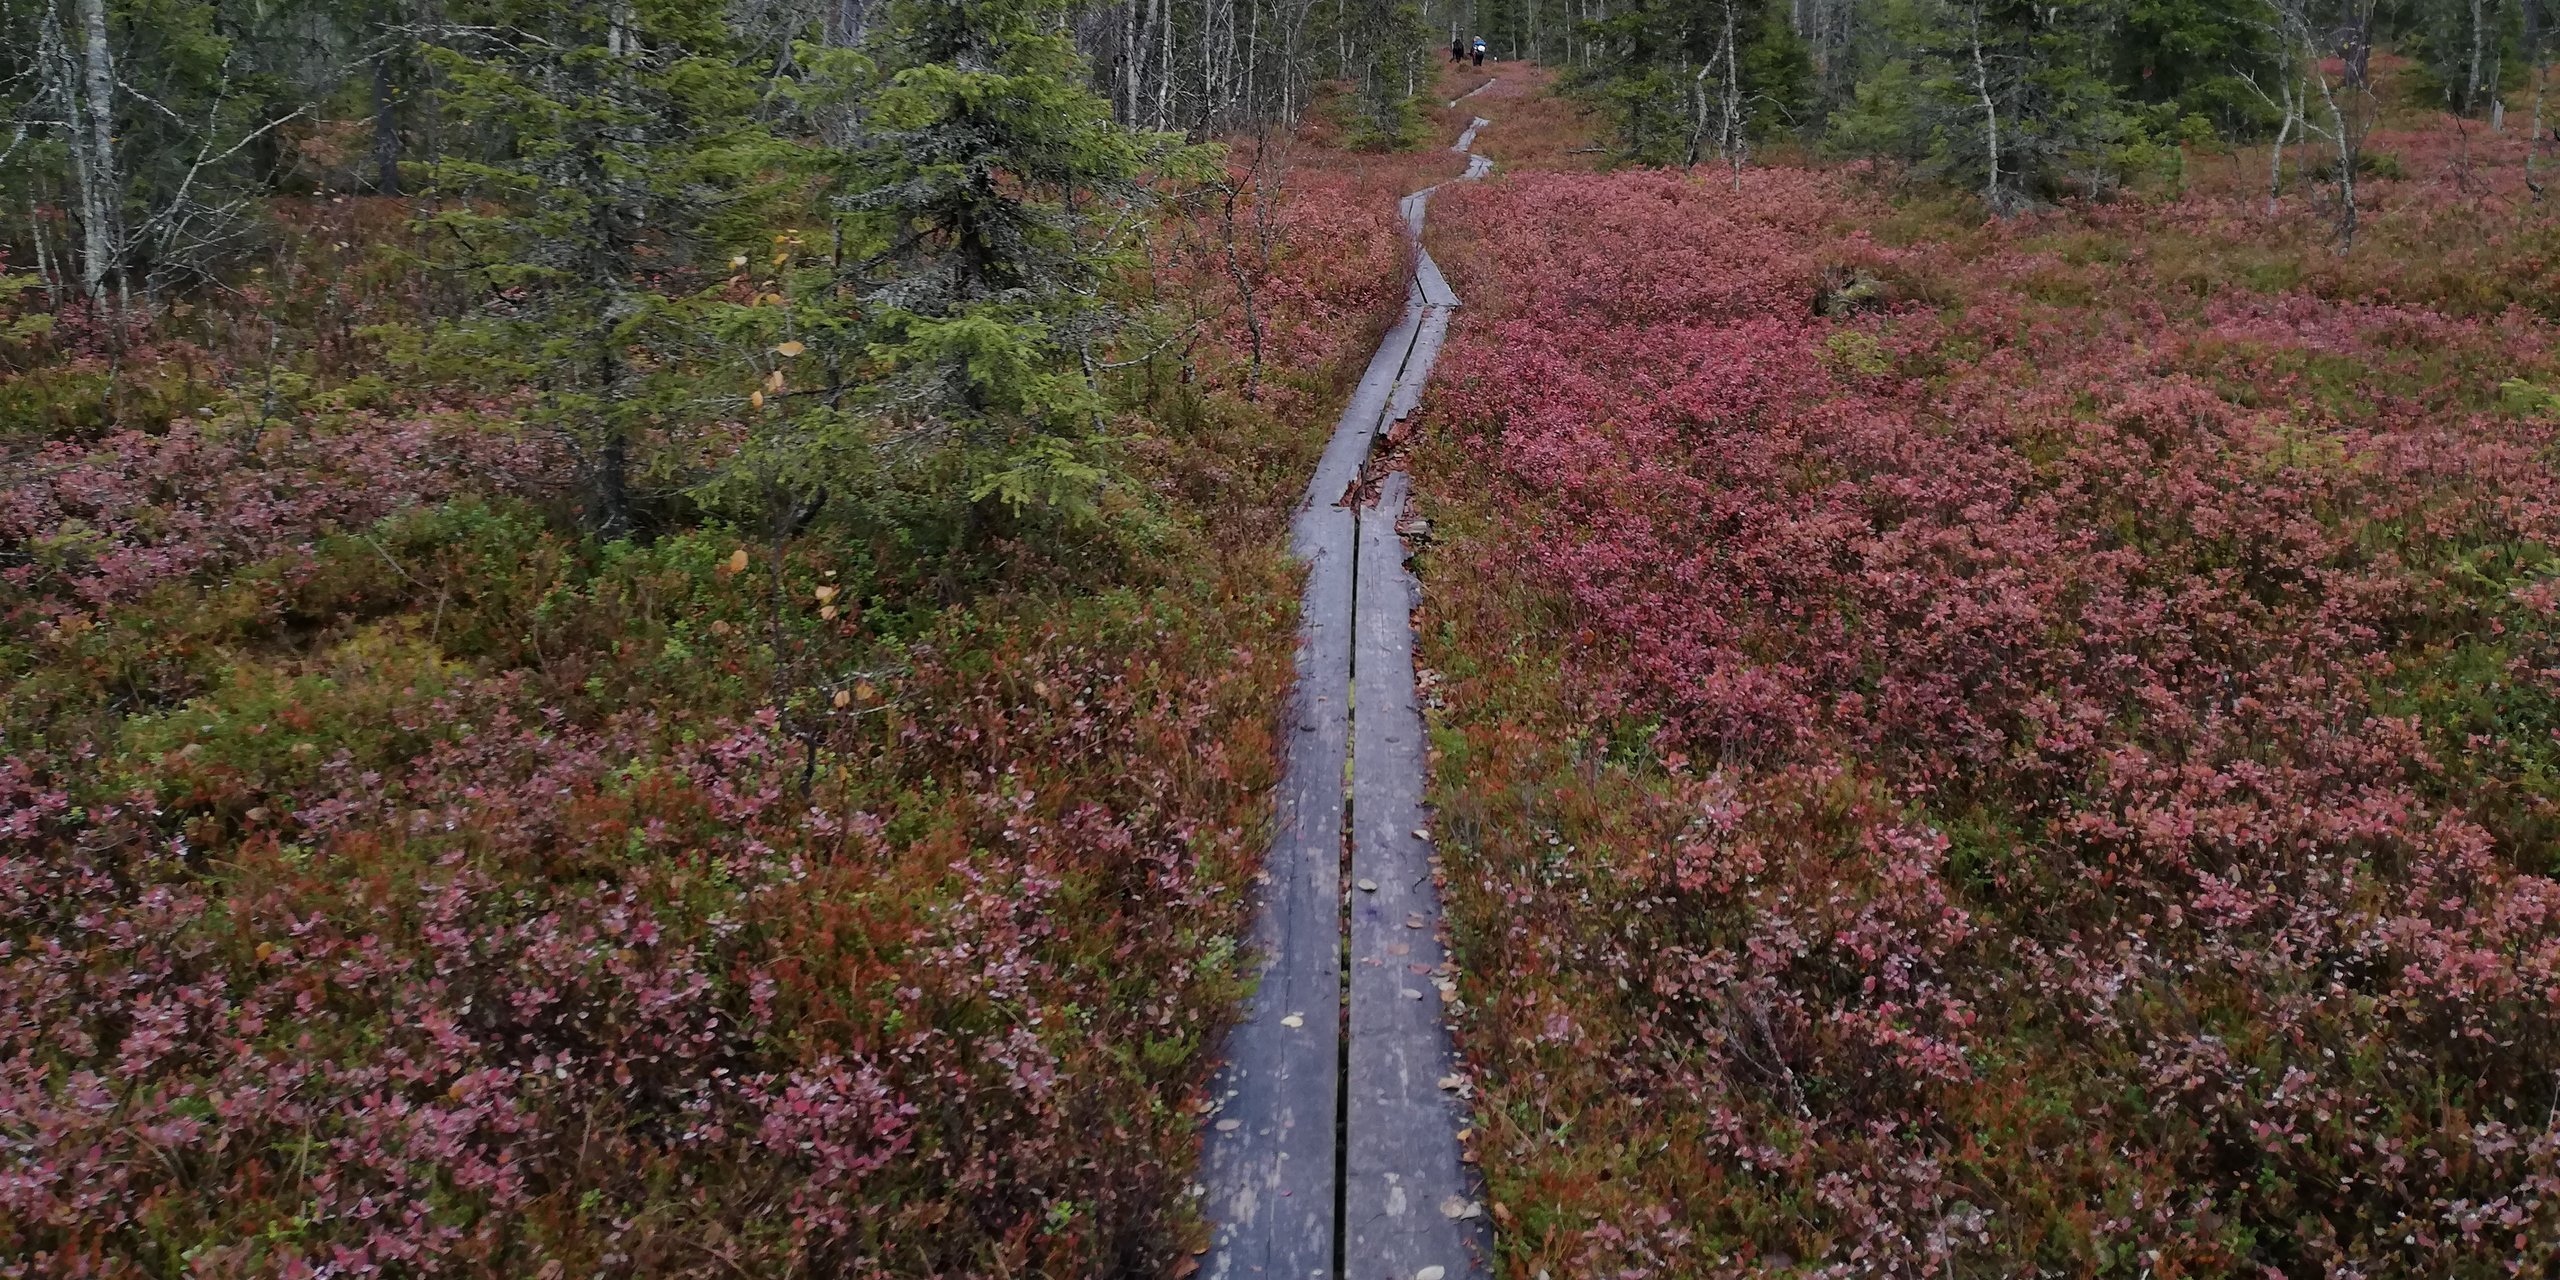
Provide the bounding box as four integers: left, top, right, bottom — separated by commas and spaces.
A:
0, 413, 561, 609
1429, 164, 2560, 1273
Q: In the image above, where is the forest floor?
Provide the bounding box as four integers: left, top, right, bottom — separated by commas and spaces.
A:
1412, 56, 2560, 1279
0, 65, 1489, 1280
14, 42, 2560, 1279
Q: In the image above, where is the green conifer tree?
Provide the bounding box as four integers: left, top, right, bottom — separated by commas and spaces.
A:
760, 0, 1203, 537
418, 0, 780, 538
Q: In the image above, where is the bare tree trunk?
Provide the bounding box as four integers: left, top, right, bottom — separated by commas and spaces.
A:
823, 0, 869, 46
2471, 0, 2489, 115
2533, 26, 2551, 200
72, 0, 121, 307
1121, 0, 1141, 122
1684, 61, 1710, 168
2270, 74, 2296, 215
2314, 48, 2358, 248
1156, 0, 1173, 129
373, 53, 404, 196
1967, 2, 2002, 213
1719, 0, 1746, 189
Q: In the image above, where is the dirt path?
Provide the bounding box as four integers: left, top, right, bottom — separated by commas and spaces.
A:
1198, 100, 1497, 1280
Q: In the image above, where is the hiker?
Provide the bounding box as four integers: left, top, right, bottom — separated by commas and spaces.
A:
1470, 37, 1486, 68
1450, 35, 1464, 62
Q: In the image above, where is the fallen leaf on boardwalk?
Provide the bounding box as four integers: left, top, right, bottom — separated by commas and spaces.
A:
1438, 1196, 1482, 1220
1280, 1013, 1304, 1028
1401, 988, 1424, 1000
1405, 914, 1425, 929
1214, 1119, 1240, 1132
1416, 1268, 1447, 1280
1358, 878, 1379, 892
1436, 1075, 1464, 1090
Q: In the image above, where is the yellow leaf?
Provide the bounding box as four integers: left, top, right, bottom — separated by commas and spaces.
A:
832, 688, 852, 709
765, 369, 786, 392
819, 605, 839, 621
775, 340, 806, 358
725, 548, 749, 574
750, 389, 765, 409
855, 681, 876, 701
813, 584, 838, 603
771, 251, 790, 266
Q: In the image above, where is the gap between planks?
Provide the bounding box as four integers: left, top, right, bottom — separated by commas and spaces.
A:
1200, 108, 1497, 1280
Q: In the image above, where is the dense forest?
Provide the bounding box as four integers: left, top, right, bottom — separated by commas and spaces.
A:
8, 0, 2560, 1275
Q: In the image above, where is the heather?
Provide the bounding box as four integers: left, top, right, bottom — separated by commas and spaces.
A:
1415, 115, 2560, 1274
0, 70, 1433, 1280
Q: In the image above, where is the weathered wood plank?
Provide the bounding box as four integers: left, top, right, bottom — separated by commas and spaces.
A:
1304, 295, 1424, 517
1204, 99, 1495, 1280
1199, 497, 1351, 1280
1204, 223, 1438, 1278
1343, 472, 1490, 1280
1385, 304, 1452, 430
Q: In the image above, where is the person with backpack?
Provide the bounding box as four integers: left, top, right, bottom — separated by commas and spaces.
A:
1470, 37, 1486, 67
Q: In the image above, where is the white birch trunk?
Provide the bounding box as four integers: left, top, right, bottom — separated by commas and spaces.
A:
73, 0, 121, 305
1968, 4, 2001, 213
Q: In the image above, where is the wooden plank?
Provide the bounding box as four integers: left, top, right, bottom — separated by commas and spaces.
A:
1412, 251, 1459, 313
1204, 229, 1437, 1275
1384, 305, 1452, 431
1304, 296, 1424, 517
1205, 100, 1496, 1280
1344, 472, 1490, 1280
1199, 499, 1352, 1280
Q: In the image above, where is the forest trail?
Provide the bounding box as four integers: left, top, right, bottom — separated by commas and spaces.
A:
1197, 98, 1498, 1280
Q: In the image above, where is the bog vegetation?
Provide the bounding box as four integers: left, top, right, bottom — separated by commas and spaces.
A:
1421, 35, 2560, 1280
7, 0, 2560, 1276
0, 0, 1422, 1273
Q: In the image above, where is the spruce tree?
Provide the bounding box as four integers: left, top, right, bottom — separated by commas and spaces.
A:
419, 0, 779, 538
794, 0, 1200, 531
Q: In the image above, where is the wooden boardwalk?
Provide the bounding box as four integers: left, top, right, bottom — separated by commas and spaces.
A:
1199, 99, 1497, 1280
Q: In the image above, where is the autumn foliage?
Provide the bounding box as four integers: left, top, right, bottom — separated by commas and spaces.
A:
0, 91, 1422, 1278
1419, 128, 2560, 1274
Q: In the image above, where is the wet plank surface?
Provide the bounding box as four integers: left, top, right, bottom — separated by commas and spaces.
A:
1344, 472, 1489, 1280
1198, 494, 1350, 1280
1201, 105, 1496, 1280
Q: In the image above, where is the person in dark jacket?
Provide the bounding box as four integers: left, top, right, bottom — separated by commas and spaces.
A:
1451, 36, 1464, 61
